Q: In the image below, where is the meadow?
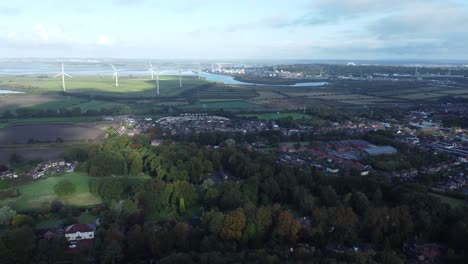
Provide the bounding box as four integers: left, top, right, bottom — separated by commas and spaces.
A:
0, 75, 209, 97
0, 173, 100, 211
0, 172, 150, 212
238, 112, 312, 120
1, 75, 468, 117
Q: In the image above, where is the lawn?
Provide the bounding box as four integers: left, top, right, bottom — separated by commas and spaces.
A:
239, 112, 312, 120
0, 172, 101, 211
0, 173, 151, 211
429, 193, 467, 209
1, 173, 101, 211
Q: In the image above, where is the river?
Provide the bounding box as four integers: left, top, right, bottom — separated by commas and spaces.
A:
200, 72, 327, 87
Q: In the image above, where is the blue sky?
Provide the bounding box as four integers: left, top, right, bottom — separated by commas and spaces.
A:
1, 0, 468, 60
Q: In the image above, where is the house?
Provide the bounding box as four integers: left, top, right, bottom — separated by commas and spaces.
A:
64, 224, 96, 249
403, 240, 444, 263
361, 146, 397, 156
151, 139, 163, 147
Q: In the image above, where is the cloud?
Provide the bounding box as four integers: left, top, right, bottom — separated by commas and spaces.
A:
369, 2, 468, 37
0, 6, 22, 16
96, 35, 115, 46
114, 0, 145, 5
6, 23, 75, 49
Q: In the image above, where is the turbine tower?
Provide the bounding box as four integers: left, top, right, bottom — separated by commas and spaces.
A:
111, 64, 123, 87
197, 63, 201, 79
179, 70, 182, 88
54, 63, 72, 92
156, 71, 160, 95
148, 63, 157, 80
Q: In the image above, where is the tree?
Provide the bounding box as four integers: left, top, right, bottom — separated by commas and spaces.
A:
0, 206, 16, 226
128, 151, 143, 176
221, 208, 246, 241
256, 206, 273, 237
95, 179, 124, 202
53, 180, 76, 197
273, 210, 301, 242
9, 153, 25, 166
174, 222, 190, 249
89, 151, 126, 177
350, 192, 370, 215
11, 214, 34, 227
202, 210, 224, 236
101, 240, 123, 264
1, 226, 36, 263
320, 186, 339, 206
313, 207, 358, 244
126, 225, 146, 259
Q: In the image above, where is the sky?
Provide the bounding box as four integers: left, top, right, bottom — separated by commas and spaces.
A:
1, 0, 468, 60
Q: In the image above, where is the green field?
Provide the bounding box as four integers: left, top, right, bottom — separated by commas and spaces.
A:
0, 75, 210, 97
429, 193, 467, 209
0, 116, 103, 128
183, 101, 260, 109
239, 112, 312, 120
31, 98, 123, 111
0, 173, 150, 211
0, 173, 100, 211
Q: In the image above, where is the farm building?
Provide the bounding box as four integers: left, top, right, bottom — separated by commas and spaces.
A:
361, 146, 397, 156
64, 224, 96, 249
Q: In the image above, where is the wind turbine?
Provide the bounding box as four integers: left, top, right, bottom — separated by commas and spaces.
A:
197, 63, 201, 79
54, 63, 72, 92
193, 63, 201, 79
111, 64, 123, 87
156, 71, 160, 95
179, 70, 183, 88
148, 62, 157, 80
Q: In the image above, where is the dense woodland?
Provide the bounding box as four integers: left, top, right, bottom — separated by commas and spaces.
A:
0, 129, 467, 264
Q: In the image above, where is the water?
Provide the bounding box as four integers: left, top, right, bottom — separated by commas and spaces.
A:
201, 72, 327, 87
0, 89, 24, 94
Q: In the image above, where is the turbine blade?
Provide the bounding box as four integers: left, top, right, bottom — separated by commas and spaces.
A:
111, 64, 117, 71
54, 73, 62, 78
64, 73, 72, 78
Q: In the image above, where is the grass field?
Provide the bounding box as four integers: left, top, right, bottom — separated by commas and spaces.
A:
31, 98, 123, 111
0, 75, 210, 97
0, 116, 103, 128
0, 173, 100, 211
239, 112, 312, 120
2, 76, 468, 115
0, 172, 150, 211
429, 193, 467, 209
183, 101, 260, 109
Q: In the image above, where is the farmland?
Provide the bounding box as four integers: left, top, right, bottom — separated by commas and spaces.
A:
0, 123, 107, 145
0, 75, 209, 98
238, 112, 312, 120
1, 75, 468, 120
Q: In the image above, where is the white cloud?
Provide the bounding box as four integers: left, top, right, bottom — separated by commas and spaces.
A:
96, 35, 115, 46
7, 23, 71, 47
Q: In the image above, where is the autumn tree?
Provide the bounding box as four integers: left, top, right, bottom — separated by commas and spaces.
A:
221, 208, 246, 241
273, 210, 301, 243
